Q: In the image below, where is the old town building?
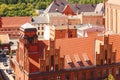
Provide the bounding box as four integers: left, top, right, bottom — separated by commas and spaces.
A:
50, 25, 77, 40
0, 34, 10, 55
44, 0, 96, 15
13, 23, 120, 80
0, 17, 31, 39
105, 0, 120, 33
81, 12, 104, 26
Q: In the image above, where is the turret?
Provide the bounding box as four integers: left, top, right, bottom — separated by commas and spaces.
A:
19, 23, 37, 44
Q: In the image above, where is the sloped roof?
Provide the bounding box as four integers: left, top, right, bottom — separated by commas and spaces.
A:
39, 34, 120, 69
0, 17, 31, 28
44, 0, 96, 14
21, 23, 35, 29
70, 4, 96, 14
54, 34, 120, 69
55, 36, 103, 69
20, 23, 36, 32
44, 0, 68, 13
94, 3, 104, 13
0, 34, 10, 44
32, 14, 49, 24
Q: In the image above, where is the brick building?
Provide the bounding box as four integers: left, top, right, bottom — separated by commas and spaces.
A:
0, 17, 31, 39
81, 12, 104, 26
50, 25, 77, 40
0, 34, 10, 55
76, 24, 105, 38
13, 23, 120, 80
105, 0, 120, 33
32, 14, 49, 39
44, 0, 96, 15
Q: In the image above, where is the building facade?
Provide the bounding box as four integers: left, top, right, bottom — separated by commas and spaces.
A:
105, 0, 120, 33
13, 23, 120, 80
50, 25, 77, 40
0, 17, 31, 39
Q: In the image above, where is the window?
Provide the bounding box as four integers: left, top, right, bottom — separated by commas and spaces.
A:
98, 71, 102, 79
42, 27, 44, 30
74, 73, 78, 80
74, 54, 81, 63
50, 77, 54, 80
90, 71, 94, 80
42, 32, 44, 35
55, 64, 58, 71
46, 66, 49, 72
104, 69, 107, 78
43, 78, 46, 80
38, 27, 40, 30
38, 32, 40, 35
65, 55, 72, 64
101, 59, 103, 65
116, 68, 119, 76
51, 56, 54, 65
105, 50, 107, 64
65, 75, 70, 80
57, 75, 61, 80
108, 58, 111, 64
82, 72, 86, 80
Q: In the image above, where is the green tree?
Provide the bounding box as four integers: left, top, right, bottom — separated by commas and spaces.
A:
108, 74, 115, 80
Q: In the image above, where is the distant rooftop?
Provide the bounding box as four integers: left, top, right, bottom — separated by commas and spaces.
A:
53, 25, 76, 30
32, 14, 49, 24
44, 0, 96, 14
82, 12, 103, 16
76, 24, 105, 31
20, 23, 36, 32
0, 17, 31, 28
0, 34, 10, 44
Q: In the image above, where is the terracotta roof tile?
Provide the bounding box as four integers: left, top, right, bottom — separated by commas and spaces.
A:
55, 36, 103, 69
0, 17, 31, 28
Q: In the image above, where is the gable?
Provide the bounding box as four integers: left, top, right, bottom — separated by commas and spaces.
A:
62, 5, 75, 15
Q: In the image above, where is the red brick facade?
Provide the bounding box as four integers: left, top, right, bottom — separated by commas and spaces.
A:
50, 26, 77, 39
81, 15, 104, 26
0, 17, 31, 39
62, 5, 75, 15
14, 25, 120, 80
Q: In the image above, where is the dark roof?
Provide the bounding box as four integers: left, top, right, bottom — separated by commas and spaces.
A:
70, 4, 96, 14
44, 0, 96, 14
44, 0, 68, 13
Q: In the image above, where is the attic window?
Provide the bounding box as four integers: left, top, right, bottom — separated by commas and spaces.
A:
61, 2, 64, 5
65, 55, 72, 64
56, 3, 59, 6
56, 8, 59, 12
82, 54, 89, 61
74, 54, 81, 62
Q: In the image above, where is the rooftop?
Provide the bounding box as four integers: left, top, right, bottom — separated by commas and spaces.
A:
0, 17, 31, 28
44, 0, 96, 14
0, 34, 10, 44
20, 23, 36, 32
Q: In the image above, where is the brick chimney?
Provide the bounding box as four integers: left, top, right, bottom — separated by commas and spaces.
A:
54, 0, 56, 3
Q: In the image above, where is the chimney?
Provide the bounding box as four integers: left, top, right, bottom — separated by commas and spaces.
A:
60, 0, 62, 3
54, 0, 56, 3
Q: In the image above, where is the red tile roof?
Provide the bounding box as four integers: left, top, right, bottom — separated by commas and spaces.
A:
55, 36, 103, 68
0, 17, 31, 28
39, 34, 120, 69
